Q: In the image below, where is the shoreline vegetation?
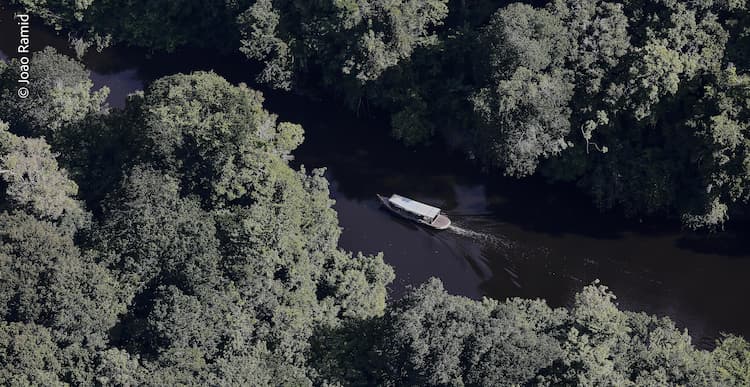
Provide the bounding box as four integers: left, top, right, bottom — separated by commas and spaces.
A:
11, 0, 750, 230
0, 43, 747, 387
0, 0, 749, 385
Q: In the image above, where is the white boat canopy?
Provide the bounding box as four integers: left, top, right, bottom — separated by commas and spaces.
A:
388, 194, 441, 219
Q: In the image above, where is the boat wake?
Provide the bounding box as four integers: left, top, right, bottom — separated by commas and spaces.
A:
447, 224, 512, 249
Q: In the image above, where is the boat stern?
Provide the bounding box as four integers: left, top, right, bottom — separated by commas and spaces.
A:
430, 214, 451, 230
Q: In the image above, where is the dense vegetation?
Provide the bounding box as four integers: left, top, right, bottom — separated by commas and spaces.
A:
15, 0, 750, 229
1, 44, 750, 386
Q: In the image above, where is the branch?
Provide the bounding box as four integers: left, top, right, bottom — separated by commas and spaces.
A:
580, 125, 607, 154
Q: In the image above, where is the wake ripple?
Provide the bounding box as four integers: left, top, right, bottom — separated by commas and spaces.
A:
447, 224, 512, 249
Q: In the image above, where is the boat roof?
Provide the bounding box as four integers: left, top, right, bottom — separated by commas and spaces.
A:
388, 194, 441, 219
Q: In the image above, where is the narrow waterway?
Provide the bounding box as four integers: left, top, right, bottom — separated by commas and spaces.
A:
2, 6, 749, 348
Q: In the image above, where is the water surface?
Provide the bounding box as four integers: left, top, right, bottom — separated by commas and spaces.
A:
2, 6, 749, 348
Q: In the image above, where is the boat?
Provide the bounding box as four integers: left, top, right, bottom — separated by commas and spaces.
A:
377, 194, 451, 230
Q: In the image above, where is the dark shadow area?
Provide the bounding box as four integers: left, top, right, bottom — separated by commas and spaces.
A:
675, 228, 750, 258
3, 3, 750, 353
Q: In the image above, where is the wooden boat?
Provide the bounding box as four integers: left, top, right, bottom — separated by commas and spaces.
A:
377, 194, 451, 230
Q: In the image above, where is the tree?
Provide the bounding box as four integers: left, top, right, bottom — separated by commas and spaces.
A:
364, 279, 563, 386
618, 312, 720, 386
553, 0, 630, 98
546, 281, 630, 385
16, 0, 448, 89
89, 71, 393, 383
472, 3, 575, 177
131, 71, 302, 205
237, 0, 294, 90
0, 122, 89, 232
0, 47, 108, 138
15, 0, 243, 52
682, 65, 750, 229
92, 348, 150, 387
0, 212, 123, 347
311, 279, 735, 386
95, 166, 221, 294
713, 334, 750, 385
85, 0, 244, 52
14, 0, 94, 27
238, 0, 450, 88
1, 25, 747, 383
0, 322, 65, 386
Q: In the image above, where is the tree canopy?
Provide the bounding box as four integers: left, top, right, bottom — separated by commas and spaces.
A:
0, 62, 399, 384
0, 47, 108, 138
3, 2, 750, 384
16, 0, 750, 228
312, 279, 749, 386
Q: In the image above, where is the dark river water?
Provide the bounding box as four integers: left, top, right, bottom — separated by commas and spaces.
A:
2, 6, 750, 348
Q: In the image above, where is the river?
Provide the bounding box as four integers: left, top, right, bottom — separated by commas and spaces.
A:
2, 6, 749, 348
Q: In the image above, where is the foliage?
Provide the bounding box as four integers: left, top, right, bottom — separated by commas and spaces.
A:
0, 212, 123, 347
17, 0, 448, 88
682, 66, 750, 229
357, 0, 750, 227
373, 279, 564, 386
472, 3, 575, 176
14, 0, 750, 226
238, 0, 450, 89
14, 0, 244, 52
92, 71, 392, 383
0, 124, 89, 231
0, 24, 748, 385
237, 0, 294, 89
0, 47, 108, 138
313, 278, 746, 386
0, 48, 131, 208
95, 166, 221, 293
85, 0, 244, 52
714, 334, 750, 385
14, 0, 94, 27
1, 53, 400, 383
0, 322, 66, 386
133, 71, 303, 205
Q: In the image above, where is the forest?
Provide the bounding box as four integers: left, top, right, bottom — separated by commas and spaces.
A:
13, 0, 750, 228
1, 0, 750, 385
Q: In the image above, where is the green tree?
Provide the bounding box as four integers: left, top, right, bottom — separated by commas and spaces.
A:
132, 71, 302, 205
0, 212, 123, 347
472, 3, 575, 176
14, 0, 94, 28
96, 166, 221, 294
86, 0, 244, 52
546, 281, 630, 385
0, 47, 108, 138
312, 279, 732, 386
682, 65, 750, 229
88, 348, 147, 386
14, 0, 243, 52
713, 334, 750, 385
89, 71, 393, 384
0, 122, 89, 232
367, 279, 563, 386
237, 0, 294, 90
238, 0, 449, 88
0, 322, 65, 386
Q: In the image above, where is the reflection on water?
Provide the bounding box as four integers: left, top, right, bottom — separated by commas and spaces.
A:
1, 7, 750, 348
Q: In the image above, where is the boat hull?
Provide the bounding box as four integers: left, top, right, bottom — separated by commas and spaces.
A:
377, 194, 451, 230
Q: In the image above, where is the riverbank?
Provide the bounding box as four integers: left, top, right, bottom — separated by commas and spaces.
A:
2, 5, 750, 348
